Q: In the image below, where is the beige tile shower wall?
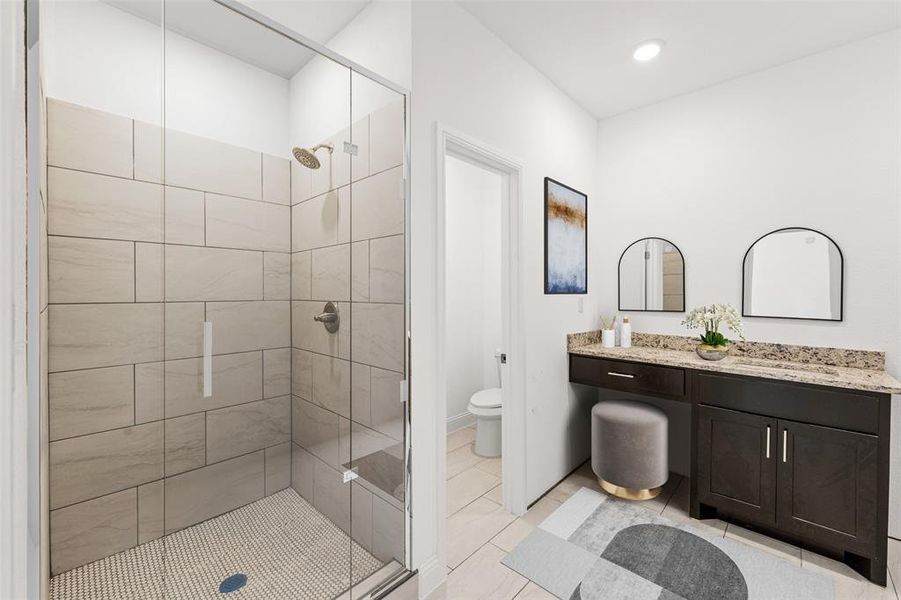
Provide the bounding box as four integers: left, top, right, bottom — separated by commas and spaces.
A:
289, 99, 406, 563
45, 99, 293, 575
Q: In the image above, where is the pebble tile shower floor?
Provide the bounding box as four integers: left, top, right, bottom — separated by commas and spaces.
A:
49, 489, 384, 600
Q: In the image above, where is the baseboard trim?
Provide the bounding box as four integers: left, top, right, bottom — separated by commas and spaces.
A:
415, 555, 446, 599
447, 411, 476, 433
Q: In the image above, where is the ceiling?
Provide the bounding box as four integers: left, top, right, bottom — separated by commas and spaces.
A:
106, 0, 370, 79
460, 1, 901, 119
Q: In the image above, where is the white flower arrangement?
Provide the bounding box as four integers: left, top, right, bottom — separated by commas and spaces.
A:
681, 303, 745, 347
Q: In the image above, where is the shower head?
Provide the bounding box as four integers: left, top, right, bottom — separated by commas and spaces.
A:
292, 143, 334, 170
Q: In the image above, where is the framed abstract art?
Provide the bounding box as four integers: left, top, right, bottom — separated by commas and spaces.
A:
544, 177, 587, 294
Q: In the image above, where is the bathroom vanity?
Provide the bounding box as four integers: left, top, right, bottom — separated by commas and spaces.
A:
567, 332, 901, 586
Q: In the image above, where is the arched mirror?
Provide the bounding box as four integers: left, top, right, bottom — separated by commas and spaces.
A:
743, 227, 843, 321
618, 237, 685, 312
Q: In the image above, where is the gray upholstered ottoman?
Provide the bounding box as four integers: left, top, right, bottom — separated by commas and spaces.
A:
591, 400, 668, 500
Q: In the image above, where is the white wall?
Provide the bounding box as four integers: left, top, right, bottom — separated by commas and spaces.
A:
42, 0, 290, 156
284, 0, 409, 149
595, 29, 901, 535
410, 5, 600, 586
445, 155, 503, 429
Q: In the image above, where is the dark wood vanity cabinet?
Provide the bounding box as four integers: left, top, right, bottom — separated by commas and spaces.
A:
568, 353, 892, 586
692, 373, 889, 585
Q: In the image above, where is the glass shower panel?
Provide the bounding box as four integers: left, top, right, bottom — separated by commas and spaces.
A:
348, 71, 409, 596
43, 1, 166, 598
160, 1, 357, 596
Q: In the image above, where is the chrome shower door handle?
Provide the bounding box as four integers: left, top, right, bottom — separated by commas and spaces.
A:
766, 426, 771, 459
203, 321, 212, 398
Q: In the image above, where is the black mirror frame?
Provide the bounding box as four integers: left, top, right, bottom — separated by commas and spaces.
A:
741, 226, 843, 322
617, 237, 685, 313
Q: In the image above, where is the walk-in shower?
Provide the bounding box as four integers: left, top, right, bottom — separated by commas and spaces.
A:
35, 1, 410, 597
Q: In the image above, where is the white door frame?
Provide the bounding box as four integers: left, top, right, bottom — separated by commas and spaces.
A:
434, 124, 528, 531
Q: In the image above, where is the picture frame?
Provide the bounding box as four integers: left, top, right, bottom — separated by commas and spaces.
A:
544, 177, 588, 294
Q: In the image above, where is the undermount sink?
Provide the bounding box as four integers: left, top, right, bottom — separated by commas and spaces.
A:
733, 358, 839, 376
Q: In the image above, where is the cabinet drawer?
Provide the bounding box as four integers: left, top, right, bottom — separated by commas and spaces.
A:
569, 355, 685, 399
694, 372, 881, 434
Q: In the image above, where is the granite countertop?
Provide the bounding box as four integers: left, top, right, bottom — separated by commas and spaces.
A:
567, 332, 901, 395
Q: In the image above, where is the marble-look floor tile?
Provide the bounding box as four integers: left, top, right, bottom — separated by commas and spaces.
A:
447, 426, 476, 453
491, 519, 535, 553
446, 497, 515, 569
520, 495, 564, 528
447, 443, 485, 479
446, 543, 527, 600
448, 467, 501, 516
724, 523, 802, 566
484, 484, 503, 504
659, 477, 727, 536
514, 582, 557, 599
801, 549, 898, 600
477, 457, 502, 478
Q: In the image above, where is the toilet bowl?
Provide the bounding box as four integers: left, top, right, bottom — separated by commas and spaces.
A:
468, 387, 502, 457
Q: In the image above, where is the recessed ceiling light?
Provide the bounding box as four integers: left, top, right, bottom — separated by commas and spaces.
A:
633, 39, 664, 62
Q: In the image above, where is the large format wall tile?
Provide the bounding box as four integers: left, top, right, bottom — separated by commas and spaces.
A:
162, 129, 262, 201
165, 187, 205, 246
48, 167, 163, 243
135, 243, 163, 302
292, 301, 348, 359
164, 451, 265, 533
351, 362, 372, 427
369, 100, 404, 175
164, 351, 263, 418
292, 186, 350, 251
369, 235, 404, 303
351, 116, 370, 182
47, 99, 133, 179
164, 303, 205, 360
206, 396, 291, 463
311, 354, 350, 418
49, 488, 137, 575
49, 422, 164, 509
371, 367, 404, 441
48, 236, 134, 303
292, 251, 312, 299
351, 303, 404, 372
351, 166, 403, 241
165, 245, 262, 301
263, 348, 291, 398
291, 443, 315, 501
262, 154, 291, 206
206, 194, 290, 252
312, 459, 350, 534
292, 396, 347, 468
49, 303, 163, 372
206, 301, 290, 355
351, 241, 370, 301
372, 493, 405, 563
292, 350, 312, 400
134, 363, 164, 424
311, 244, 350, 301
265, 442, 291, 495
164, 414, 206, 475
133, 121, 163, 183
49, 365, 134, 441
264, 253, 290, 300
137, 481, 164, 544
290, 160, 312, 205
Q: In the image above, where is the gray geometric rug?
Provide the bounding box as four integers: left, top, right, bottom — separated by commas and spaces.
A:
502, 488, 833, 600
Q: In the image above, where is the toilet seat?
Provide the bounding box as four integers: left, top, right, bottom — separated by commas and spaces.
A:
470, 387, 502, 409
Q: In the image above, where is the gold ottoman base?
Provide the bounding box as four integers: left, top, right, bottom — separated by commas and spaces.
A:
598, 477, 662, 501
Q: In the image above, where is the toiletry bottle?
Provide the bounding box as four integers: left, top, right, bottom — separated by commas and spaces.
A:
621, 315, 632, 348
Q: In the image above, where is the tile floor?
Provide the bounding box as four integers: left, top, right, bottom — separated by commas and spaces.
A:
424, 425, 901, 600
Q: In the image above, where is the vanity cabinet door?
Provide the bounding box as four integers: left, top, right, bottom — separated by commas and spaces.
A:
777, 420, 878, 553
697, 405, 777, 526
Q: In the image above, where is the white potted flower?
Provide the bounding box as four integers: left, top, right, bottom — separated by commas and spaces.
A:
681, 303, 745, 361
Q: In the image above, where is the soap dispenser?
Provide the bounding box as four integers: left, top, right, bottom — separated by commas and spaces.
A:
621, 315, 632, 348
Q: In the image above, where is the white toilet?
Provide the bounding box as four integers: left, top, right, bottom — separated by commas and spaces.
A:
468, 387, 502, 457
